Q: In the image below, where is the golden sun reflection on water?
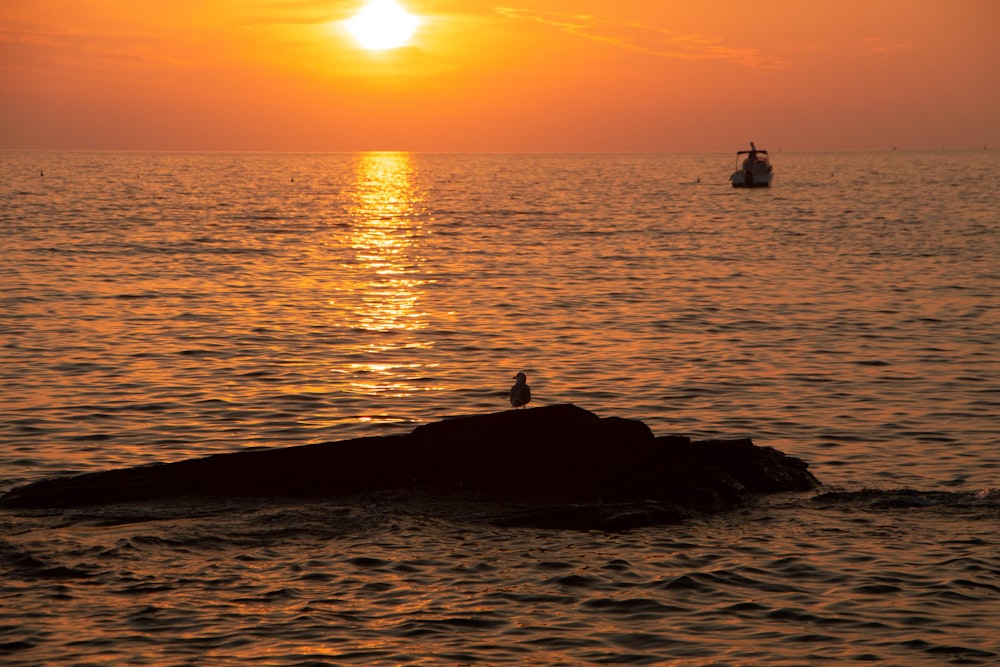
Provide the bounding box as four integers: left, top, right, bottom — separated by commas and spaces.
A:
344, 152, 427, 334
338, 152, 440, 409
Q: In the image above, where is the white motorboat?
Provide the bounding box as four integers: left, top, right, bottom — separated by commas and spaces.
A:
730, 142, 773, 187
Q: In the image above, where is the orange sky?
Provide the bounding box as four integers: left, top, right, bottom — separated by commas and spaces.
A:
1, 1, 997, 151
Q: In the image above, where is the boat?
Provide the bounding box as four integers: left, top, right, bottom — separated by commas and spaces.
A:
730, 142, 773, 187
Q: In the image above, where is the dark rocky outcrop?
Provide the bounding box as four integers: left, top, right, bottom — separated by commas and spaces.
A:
0, 405, 820, 529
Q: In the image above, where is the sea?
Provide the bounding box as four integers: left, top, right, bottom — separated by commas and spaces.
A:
1, 150, 998, 666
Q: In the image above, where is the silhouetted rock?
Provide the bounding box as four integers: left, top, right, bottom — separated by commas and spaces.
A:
0, 405, 820, 528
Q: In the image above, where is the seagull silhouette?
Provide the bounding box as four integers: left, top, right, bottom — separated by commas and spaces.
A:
509, 372, 531, 409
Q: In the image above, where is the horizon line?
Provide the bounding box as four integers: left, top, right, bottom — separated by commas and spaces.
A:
2, 146, 995, 155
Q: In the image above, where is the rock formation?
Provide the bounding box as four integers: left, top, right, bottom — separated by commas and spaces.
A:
0, 405, 820, 529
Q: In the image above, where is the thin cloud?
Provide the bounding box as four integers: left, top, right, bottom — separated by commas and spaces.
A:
862, 36, 912, 55
0, 24, 200, 84
495, 7, 789, 68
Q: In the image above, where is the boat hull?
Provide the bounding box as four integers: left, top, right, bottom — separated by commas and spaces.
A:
730, 169, 773, 188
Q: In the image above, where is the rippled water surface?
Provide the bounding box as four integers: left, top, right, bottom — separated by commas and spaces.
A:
2, 151, 999, 665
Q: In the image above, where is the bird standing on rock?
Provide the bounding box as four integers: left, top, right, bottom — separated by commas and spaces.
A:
509, 372, 531, 409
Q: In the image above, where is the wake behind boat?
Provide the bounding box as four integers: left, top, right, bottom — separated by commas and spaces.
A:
730, 142, 773, 187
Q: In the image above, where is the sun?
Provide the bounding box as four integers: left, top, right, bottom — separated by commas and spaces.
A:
345, 0, 421, 51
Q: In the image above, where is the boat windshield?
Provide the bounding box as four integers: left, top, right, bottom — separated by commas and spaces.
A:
736, 150, 769, 167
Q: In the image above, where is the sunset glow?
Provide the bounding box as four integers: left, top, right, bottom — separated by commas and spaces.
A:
1, 1, 997, 151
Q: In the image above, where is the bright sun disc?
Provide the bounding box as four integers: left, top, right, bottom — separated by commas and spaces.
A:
346, 0, 420, 51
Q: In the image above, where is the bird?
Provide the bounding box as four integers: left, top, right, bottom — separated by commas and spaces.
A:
509, 372, 531, 409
